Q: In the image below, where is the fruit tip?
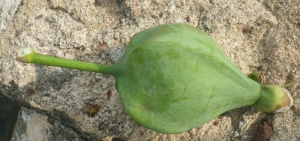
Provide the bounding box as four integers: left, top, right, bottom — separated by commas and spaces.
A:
273, 88, 293, 113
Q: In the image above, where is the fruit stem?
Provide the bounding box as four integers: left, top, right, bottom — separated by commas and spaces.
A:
16, 47, 118, 75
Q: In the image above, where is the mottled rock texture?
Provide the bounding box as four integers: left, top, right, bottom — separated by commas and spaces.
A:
0, 0, 300, 140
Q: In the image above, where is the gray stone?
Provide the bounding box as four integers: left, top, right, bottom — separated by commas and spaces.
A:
0, 0, 300, 140
11, 107, 84, 141
0, 0, 21, 33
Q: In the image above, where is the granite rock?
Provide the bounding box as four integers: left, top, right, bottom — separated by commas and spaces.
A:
0, 0, 300, 140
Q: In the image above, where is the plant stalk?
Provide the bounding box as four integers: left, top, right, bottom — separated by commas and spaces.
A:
16, 47, 118, 75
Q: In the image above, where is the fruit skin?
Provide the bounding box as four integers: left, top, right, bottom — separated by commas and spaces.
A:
114, 23, 261, 133
16, 23, 293, 134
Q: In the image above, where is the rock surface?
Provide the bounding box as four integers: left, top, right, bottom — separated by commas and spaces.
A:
11, 107, 84, 141
0, 0, 300, 140
0, 0, 21, 33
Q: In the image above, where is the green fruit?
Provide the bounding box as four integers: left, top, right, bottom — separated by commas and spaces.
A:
17, 23, 293, 134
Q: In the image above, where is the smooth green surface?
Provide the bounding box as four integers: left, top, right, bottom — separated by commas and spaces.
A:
17, 23, 290, 134
32, 54, 117, 75
115, 23, 261, 133
17, 47, 117, 75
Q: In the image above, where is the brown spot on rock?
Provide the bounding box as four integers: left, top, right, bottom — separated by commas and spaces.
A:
87, 104, 100, 116
254, 122, 273, 141
107, 90, 112, 100
25, 88, 36, 95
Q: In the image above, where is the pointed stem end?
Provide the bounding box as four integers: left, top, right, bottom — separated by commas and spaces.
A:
16, 47, 35, 63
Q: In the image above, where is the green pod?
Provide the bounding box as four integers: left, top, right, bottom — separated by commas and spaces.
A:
17, 23, 293, 134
